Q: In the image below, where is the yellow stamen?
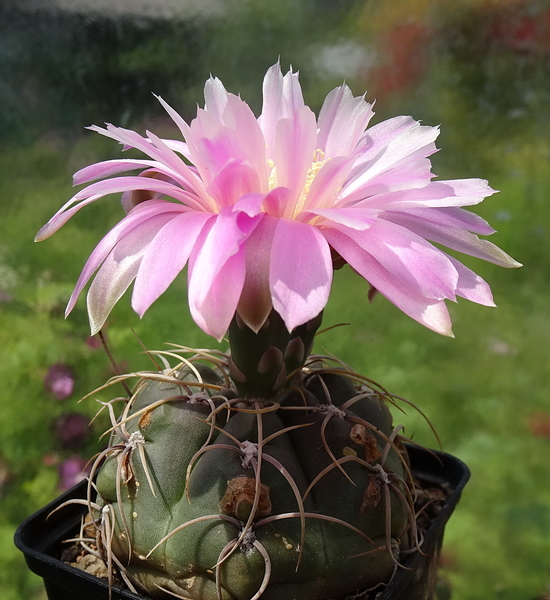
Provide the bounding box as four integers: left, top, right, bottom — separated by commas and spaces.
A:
295, 149, 326, 216
267, 150, 328, 218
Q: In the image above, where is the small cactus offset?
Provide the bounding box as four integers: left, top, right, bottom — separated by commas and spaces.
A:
86, 337, 418, 600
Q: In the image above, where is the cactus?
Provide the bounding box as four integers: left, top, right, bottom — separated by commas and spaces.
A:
34, 59, 519, 600
87, 324, 417, 600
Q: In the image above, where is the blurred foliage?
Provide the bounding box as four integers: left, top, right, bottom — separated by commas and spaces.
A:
2, 0, 550, 599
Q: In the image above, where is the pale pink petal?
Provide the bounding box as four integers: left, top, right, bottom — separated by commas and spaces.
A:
74, 159, 170, 185
66, 200, 184, 315
222, 94, 269, 187
188, 206, 261, 309
88, 124, 178, 167
206, 160, 261, 208
344, 118, 439, 198
36, 195, 103, 241
323, 228, 453, 336
273, 106, 317, 212
232, 193, 266, 217
329, 220, 459, 301
203, 76, 230, 123
262, 187, 293, 218
72, 176, 204, 208
317, 85, 374, 158
350, 179, 496, 210
189, 94, 267, 190
145, 130, 210, 199
447, 256, 495, 306
393, 206, 496, 235
340, 152, 436, 203
380, 212, 521, 267
132, 212, 213, 316
258, 63, 305, 156
38, 173, 200, 243
357, 115, 439, 161
269, 220, 332, 331
89, 124, 206, 199
236, 215, 277, 332
189, 250, 246, 341
154, 95, 192, 144
162, 139, 192, 160
302, 206, 379, 230
86, 212, 176, 334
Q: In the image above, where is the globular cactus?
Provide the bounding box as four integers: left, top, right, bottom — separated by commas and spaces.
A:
89, 346, 417, 600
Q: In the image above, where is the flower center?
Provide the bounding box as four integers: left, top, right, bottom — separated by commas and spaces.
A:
267, 149, 327, 218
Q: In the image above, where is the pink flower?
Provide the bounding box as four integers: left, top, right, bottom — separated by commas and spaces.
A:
54, 413, 91, 449
36, 63, 520, 340
57, 455, 89, 491
44, 363, 75, 400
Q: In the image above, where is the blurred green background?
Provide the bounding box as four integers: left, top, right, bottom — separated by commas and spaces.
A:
1, 0, 549, 598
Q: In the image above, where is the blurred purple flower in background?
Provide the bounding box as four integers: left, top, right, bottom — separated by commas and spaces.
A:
44, 363, 74, 400
0, 457, 13, 500
57, 455, 89, 491
53, 413, 91, 449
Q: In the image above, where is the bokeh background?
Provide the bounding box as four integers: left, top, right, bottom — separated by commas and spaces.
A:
1, 0, 550, 598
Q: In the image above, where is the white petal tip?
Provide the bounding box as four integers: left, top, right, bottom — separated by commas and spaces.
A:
35, 224, 52, 242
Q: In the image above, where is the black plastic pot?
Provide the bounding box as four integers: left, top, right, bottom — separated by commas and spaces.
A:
15, 445, 469, 600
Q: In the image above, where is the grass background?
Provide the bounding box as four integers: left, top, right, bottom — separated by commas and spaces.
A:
2, 1, 550, 598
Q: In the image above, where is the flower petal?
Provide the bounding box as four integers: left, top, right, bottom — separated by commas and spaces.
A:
86, 211, 177, 334
188, 90, 268, 191
381, 211, 522, 267
258, 63, 305, 156
447, 255, 495, 306
38, 176, 205, 238
189, 250, 246, 341
344, 117, 439, 198
273, 106, 318, 212
66, 200, 185, 315
88, 124, 205, 198
392, 206, 496, 235
303, 206, 379, 230
357, 179, 497, 210
206, 160, 261, 208
262, 187, 293, 218
270, 219, 332, 331
329, 220, 459, 301
302, 155, 357, 212
74, 159, 172, 185
188, 206, 261, 310
317, 84, 374, 158
324, 228, 454, 335
237, 215, 277, 332
132, 211, 213, 317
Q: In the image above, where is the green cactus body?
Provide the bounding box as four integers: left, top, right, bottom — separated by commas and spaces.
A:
94, 359, 414, 600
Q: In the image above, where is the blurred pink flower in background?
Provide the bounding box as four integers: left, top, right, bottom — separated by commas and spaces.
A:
44, 363, 74, 400
37, 63, 520, 341
85, 334, 102, 349
53, 413, 91, 449
57, 456, 89, 491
